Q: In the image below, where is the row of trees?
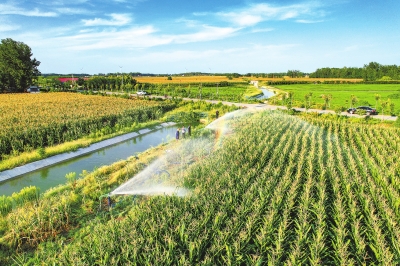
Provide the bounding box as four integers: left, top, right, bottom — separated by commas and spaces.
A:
310, 62, 400, 81
41, 76, 140, 91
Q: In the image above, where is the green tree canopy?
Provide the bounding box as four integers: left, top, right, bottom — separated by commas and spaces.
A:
0, 38, 41, 92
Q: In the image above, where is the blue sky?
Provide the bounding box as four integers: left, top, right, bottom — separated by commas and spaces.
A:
1, 0, 399, 74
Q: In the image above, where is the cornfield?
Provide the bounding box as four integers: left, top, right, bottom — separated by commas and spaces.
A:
2, 110, 400, 264
0, 93, 175, 158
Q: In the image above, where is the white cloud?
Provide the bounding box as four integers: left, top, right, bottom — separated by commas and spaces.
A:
114, 0, 147, 4
32, 24, 239, 51
217, 2, 325, 27
296, 19, 324, 23
235, 15, 263, 27
174, 18, 201, 28
55, 7, 92, 15
134, 47, 246, 63
172, 25, 240, 43
0, 23, 20, 31
82, 13, 132, 26
251, 28, 274, 33
0, 4, 57, 17
55, 26, 166, 50
43, 0, 89, 5
279, 10, 299, 20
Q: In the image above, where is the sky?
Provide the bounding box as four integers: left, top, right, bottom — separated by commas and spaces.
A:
1, 0, 399, 74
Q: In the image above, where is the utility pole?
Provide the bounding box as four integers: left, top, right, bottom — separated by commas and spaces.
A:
216, 83, 219, 100
119, 66, 123, 91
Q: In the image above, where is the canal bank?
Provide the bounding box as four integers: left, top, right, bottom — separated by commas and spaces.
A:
0, 122, 177, 195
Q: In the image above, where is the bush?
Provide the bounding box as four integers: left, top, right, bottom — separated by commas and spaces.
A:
0, 196, 13, 216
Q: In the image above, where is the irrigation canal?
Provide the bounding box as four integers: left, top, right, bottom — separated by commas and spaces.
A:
0, 124, 178, 196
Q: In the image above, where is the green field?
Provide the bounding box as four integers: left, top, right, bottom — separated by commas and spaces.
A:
146, 83, 257, 102
272, 84, 400, 114
1, 110, 400, 265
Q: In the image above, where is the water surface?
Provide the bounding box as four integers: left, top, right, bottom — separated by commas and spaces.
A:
0, 127, 177, 196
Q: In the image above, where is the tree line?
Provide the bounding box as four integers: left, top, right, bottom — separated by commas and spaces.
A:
309, 62, 400, 81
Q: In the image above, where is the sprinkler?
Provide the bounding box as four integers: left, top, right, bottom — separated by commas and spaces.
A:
99, 193, 115, 210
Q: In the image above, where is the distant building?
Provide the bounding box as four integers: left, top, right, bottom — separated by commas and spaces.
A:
250, 80, 259, 88
58, 77, 79, 83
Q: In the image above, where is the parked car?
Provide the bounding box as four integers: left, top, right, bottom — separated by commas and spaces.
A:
347, 106, 378, 115
27, 86, 40, 93
137, 91, 147, 95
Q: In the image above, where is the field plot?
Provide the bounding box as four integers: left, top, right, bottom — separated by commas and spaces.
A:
0, 93, 174, 158
147, 83, 254, 101
13, 110, 399, 265
273, 83, 400, 114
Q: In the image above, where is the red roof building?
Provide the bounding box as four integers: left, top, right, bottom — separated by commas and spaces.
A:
58, 77, 79, 83
58, 77, 89, 83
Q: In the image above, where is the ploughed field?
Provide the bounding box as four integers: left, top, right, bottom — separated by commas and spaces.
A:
3, 110, 399, 265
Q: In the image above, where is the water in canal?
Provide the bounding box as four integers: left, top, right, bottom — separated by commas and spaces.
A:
0, 126, 178, 196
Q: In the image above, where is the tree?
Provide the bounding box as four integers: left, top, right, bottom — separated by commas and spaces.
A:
304, 94, 310, 109
327, 94, 332, 108
374, 94, 381, 109
77, 77, 85, 87
321, 94, 332, 109
287, 92, 294, 108
350, 95, 358, 108
0, 38, 41, 92
381, 100, 389, 115
389, 101, 395, 116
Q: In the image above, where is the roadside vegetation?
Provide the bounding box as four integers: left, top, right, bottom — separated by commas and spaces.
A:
1, 109, 399, 265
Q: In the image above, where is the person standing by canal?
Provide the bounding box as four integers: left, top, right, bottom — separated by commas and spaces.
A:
176, 128, 180, 140
216, 110, 219, 119
181, 126, 186, 138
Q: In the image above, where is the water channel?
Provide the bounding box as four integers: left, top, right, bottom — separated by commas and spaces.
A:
258, 87, 275, 99
249, 87, 275, 100
0, 126, 178, 196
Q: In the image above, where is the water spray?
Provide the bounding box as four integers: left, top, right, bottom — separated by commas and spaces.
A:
109, 108, 257, 199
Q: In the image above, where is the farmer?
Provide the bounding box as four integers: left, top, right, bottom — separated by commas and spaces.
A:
182, 126, 186, 138
175, 128, 180, 140
216, 110, 219, 119
188, 125, 191, 136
